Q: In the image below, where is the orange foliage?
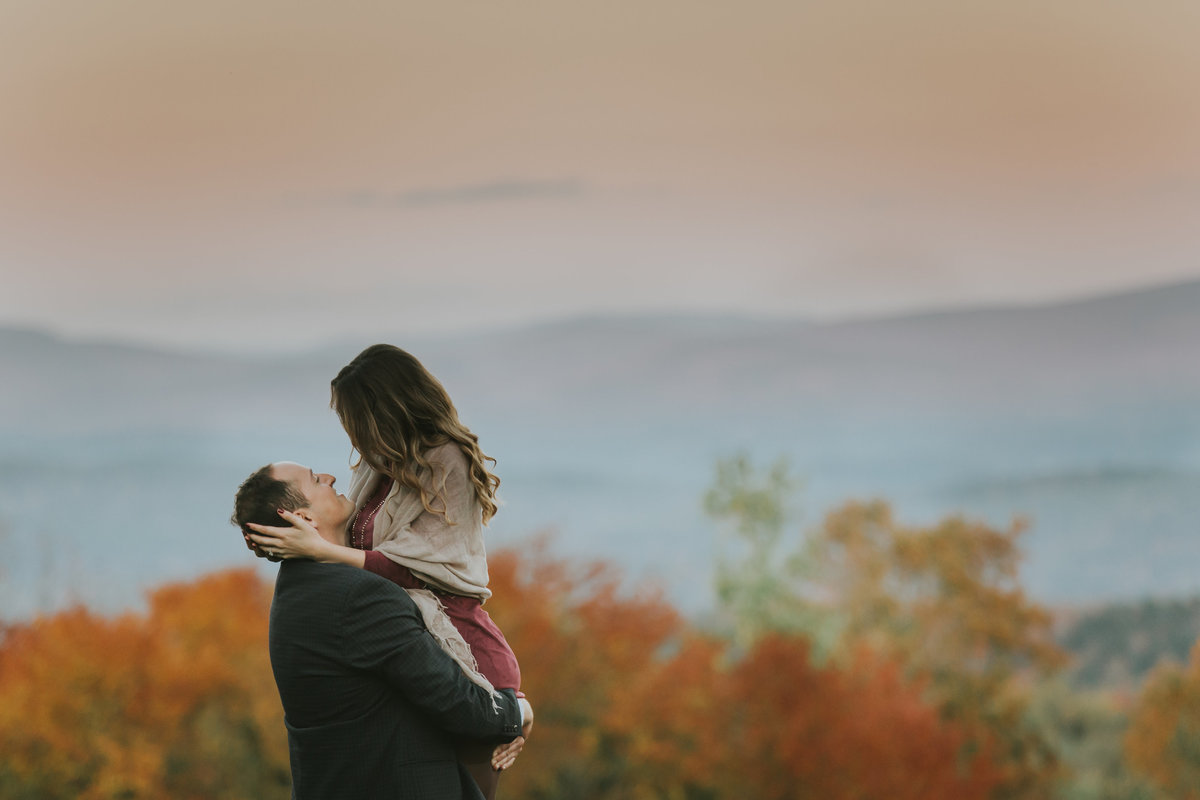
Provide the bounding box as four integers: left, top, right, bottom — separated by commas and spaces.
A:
0, 539, 1018, 800
487, 538, 1006, 800
0, 569, 288, 799
814, 501, 1066, 798
484, 537, 683, 798
1125, 641, 1200, 798
602, 634, 729, 795
718, 636, 1002, 799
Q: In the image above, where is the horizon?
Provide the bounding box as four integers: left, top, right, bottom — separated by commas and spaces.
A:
3, 249, 1199, 619
5, 271, 1197, 357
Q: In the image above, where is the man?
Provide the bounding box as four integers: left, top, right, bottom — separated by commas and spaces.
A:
232, 463, 531, 800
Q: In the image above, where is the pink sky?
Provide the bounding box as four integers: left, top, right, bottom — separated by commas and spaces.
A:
3, 0, 1199, 351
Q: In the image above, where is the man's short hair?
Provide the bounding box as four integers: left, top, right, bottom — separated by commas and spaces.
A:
231, 464, 309, 534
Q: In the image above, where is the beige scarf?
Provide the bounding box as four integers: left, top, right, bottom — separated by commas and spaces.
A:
346, 444, 496, 698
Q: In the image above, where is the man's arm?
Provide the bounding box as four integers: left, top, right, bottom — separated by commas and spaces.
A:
340, 570, 524, 742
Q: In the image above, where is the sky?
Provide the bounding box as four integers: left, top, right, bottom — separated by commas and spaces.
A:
3, 0, 1200, 352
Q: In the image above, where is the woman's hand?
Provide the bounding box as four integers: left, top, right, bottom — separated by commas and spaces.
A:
242, 531, 282, 562
245, 510, 330, 561
491, 697, 533, 771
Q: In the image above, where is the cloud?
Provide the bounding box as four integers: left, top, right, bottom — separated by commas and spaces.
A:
342, 179, 586, 209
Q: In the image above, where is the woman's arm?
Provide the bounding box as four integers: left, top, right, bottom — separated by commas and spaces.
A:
245, 510, 366, 568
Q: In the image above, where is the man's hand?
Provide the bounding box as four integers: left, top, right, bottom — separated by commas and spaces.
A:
491, 697, 534, 772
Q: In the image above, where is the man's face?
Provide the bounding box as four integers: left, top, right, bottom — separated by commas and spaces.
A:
270, 462, 356, 544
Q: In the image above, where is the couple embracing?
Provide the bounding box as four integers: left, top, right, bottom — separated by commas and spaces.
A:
232, 344, 533, 800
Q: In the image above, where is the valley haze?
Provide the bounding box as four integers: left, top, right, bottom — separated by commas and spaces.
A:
1, 279, 1198, 619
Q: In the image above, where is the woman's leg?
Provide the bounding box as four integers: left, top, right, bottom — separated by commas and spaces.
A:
457, 740, 500, 800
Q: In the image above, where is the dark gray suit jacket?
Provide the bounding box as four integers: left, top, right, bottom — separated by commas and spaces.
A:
269, 560, 523, 800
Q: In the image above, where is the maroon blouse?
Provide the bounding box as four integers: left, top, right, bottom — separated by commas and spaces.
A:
352, 477, 522, 692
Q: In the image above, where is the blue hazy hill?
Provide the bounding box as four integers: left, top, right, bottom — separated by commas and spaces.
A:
2, 279, 1198, 617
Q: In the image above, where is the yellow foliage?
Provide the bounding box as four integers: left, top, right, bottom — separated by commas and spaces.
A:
1125, 641, 1200, 798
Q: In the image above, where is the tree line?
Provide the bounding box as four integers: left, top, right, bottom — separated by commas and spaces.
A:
0, 457, 1196, 798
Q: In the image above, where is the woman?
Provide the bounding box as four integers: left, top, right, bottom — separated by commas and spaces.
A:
246, 344, 524, 799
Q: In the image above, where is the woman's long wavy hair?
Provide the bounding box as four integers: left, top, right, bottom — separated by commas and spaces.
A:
331, 344, 500, 524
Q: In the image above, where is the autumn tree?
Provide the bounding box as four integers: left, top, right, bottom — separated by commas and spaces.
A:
600, 633, 729, 799
0, 569, 288, 800
717, 635, 1004, 800
604, 630, 1006, 800
487, 536, 1007, 800
701, 455, 1068, 799
809, 500, 1068, 799
483, 536, 683, 799
1125, 640, 1200, 798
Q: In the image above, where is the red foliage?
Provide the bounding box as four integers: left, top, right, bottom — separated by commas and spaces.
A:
719, 637, 1002, 799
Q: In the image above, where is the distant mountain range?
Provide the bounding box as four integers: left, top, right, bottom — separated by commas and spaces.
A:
7, 277, 1199, 433
2, 279, 1199, 617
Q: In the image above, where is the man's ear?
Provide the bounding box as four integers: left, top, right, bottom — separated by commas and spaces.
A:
295, 509, 318, 527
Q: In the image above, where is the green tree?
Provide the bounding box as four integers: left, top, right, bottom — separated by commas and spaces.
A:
1025, 679, 1156, 800
703, 454, 832, 652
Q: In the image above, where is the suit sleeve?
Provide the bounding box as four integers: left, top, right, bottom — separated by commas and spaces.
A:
339, 571, 523, 742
